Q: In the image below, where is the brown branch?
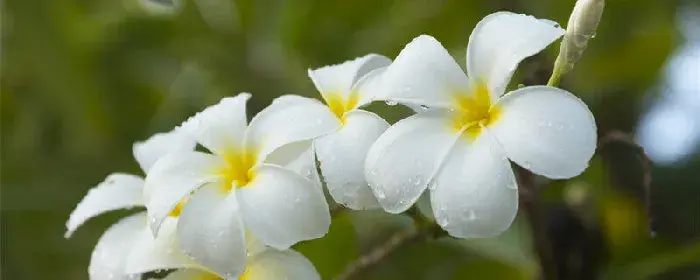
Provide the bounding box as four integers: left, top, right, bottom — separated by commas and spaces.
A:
333, 210, 444, 280
515, 166, 558, 280
598, 130, 653, 233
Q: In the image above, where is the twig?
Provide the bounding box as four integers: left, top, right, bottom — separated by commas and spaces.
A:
598, 130, 653, 233
515, 166, 558, 280
333, 208, 444, 280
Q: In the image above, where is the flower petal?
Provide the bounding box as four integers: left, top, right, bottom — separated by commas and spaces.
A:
133, 129, 196, 173
176, 184, 247, 279
376, 35, 470, 108
265, 140, 320, 188
65, 173, 144, 238
245, 96, 341, 162
316, 110, 389, 210
237, 164, 330, 250
89, 213, 144, 280
180, 93, 250, 155
466, 12, 564, 98
489, 86, 597, 179
243, 249, 321, 280
365, 110, 461, 213
352, 66, 388, 107
430, 132, 518, 238
308, 54, 391, 101
125, 216, 198, 274
144, 152, 226, 235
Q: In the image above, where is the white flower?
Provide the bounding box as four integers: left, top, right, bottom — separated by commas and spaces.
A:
159, 247, 320, 280
144, 93, 339, 278
65, 129, 198, 279
365, 12, 597, 238
307, 54, 393, 210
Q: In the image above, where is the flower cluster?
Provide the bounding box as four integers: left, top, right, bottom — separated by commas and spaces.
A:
66, 11, 596, 280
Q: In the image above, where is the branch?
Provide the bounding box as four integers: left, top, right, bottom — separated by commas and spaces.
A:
333, 209, 444, 280
598, 130, 653, 233
515, 166, 558, 280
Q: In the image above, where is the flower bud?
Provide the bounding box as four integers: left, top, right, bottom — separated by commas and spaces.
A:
555, 0, 605, 74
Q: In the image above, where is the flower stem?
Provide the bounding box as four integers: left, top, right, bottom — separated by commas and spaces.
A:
547, 57, 564, 87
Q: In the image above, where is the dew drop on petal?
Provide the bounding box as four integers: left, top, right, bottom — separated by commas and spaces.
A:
374, 188, 386, 200
427, 181, 437, 191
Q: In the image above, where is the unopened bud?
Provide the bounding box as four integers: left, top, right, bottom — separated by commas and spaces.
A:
555, 0, 605, 74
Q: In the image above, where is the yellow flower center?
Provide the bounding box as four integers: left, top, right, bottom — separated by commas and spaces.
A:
219, 150, 258, 191
324, 91, 359, 123
194, 268, 249, 280
168, 150, 257, 217
451, 82, 502, 140
168, 196, 189, 217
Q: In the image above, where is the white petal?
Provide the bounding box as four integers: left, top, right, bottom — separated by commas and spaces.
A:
237, 164, 330, 250
245, 231, 269, 257
265, 140, 320, 188
365, 110, 461, 213
133, 129, 196, 173
244, 249, 320, 280
65, 173, 144, 238
352, 66, 388, 107
316, 110, 389, 210
244, 96, 341, 161
430, 133, 518, 238
125, 216, 198, 274
179, 93, 250, 155
89, 213, 144, 280
308, 54, 391, 101
489, 86, 597, 179
144, 152, 226, 235
466, 12, 564, 98
377, 35, 469, 108
176, 184, 247, 279
160, 269, 216, 280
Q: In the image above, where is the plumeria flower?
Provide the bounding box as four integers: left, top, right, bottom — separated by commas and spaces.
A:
158, 246, 320, 280
366, 12, 597, 238
65, 129, 199, 279
145, 93, 339, 278
307, 54, 393, 210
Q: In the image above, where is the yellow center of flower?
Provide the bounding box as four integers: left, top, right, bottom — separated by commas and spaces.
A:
194, 268, 249, 280
451, 82, 502, 140
219, 150, 258, 191
324, 91, 359, 123
168, 150, 257, 217
168, 196, 189, 217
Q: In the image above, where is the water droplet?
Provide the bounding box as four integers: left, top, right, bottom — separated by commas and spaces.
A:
385, 99, 398, 106
375, 188, 386, 199
591, 32, 597, 38
411, 176, 422, 186
419, 105, 429, 111
427, 181, 437, 191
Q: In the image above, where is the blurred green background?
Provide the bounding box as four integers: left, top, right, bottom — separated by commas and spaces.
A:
2, 0, 700, 279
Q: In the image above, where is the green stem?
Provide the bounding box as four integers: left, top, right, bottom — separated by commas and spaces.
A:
547, 57, 564, 87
